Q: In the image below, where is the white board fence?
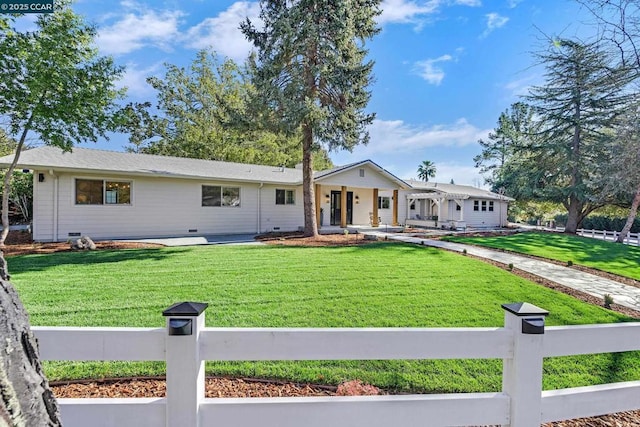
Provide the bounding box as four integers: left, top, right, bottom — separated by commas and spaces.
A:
33, 302, 640, 427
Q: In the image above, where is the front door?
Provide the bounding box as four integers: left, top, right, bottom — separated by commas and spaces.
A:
330, 191, 353, 226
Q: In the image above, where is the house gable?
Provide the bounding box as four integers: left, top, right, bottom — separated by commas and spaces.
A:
315, 161, 408, 190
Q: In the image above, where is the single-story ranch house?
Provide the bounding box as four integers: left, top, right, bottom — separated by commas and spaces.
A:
0, 147, 513, 242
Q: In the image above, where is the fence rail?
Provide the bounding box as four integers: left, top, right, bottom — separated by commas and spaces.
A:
576, 228, 640, 246
33, 302, 640, 427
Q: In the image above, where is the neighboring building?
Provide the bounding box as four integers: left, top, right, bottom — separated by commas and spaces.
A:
0, 147, 512, 241
396, 180, 513, 230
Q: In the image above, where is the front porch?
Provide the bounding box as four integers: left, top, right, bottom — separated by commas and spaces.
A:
315, 184, 401, 229
406, 192, 468, 230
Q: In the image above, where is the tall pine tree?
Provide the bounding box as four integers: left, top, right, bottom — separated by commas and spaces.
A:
525, 39, 635, 233
242, 0, 380, 236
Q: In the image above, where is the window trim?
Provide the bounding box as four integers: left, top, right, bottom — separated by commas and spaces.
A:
275, 189, 296, 205
75, 178, 132, 206
378, 196, 390, 209
202, 185, 241, 207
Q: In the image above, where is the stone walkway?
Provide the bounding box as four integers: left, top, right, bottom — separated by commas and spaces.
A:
370, 232, 640, 312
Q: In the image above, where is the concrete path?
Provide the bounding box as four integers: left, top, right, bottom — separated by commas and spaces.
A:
122, 234, 262, 247
370, 232, 640, 312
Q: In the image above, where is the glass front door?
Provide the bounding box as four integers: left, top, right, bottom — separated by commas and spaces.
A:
330, 191, 353, 226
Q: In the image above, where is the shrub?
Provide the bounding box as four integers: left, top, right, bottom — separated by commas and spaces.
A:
604, 294, 614, 309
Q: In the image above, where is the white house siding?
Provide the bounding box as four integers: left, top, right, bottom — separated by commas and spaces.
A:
318, 164, 399, 190
32, 170, 55, 241
259, 184, 304, 233
35, 172, 271, 241
463, 199, 505, 228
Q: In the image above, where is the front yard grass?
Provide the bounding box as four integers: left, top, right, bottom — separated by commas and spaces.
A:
443, 231, 640, 281
9, 242, 640, 393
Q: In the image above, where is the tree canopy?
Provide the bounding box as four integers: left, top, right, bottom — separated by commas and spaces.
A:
478, 39, 636, 233
122, 50, 333, 170
417, 160, 436, 182
242, 0, 381, 236
0, 1, 124, 245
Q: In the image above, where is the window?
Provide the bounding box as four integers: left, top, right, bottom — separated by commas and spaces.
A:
489, 201, 494, 212
202, 185, 240, 207
474, 200, 479, 211
456, 204, 461, 211
378, 196, 390, 209
76, 179, 131, 205
359, 168, 365, 177
276, 189, 295, 205
481, 201, 487, 211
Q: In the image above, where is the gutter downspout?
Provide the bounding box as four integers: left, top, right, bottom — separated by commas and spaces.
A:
49, 169, 59, 242
257, 182, 264, 234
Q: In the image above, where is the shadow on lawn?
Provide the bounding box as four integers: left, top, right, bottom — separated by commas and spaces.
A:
7, 247, 189, 274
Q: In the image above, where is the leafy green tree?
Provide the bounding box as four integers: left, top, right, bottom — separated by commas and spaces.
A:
576, 0, 640, 242
417, 160, 436, 182
505, 39, 635, 233
474, 102, 537, 188
0, 3, 124, 248
123, 51, 332, 170
242, 0, 380, 236
0, 4, 123, 423
601, 110, 640, 242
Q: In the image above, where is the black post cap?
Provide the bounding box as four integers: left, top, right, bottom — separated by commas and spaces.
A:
501, 302, 549, 317
162, 301, 209, 317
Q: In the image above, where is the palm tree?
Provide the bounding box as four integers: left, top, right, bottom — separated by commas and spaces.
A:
417, 160, 436, 182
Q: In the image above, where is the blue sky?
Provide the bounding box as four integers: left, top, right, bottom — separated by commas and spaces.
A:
65, 0, 593, 186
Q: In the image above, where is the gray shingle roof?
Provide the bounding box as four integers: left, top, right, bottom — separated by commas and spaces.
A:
404, 179, 514, 201
0, 146, 304, 185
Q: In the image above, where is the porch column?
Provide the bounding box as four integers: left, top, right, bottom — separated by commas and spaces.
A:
340, 186, 347, 228
392, 190, 399, 226
372, 188, 379, 227
315, 184, 322, 228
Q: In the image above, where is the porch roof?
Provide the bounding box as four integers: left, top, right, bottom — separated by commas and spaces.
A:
406, 192, 470, 200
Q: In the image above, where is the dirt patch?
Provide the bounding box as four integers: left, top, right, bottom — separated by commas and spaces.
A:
2, 230, 164, 257
256, 231, 382, 246
51, 377, 335, 399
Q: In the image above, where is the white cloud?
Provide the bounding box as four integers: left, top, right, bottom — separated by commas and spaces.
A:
118, 62, 163, 96
362, 118, 490, 155
185, 1, 261, 62
413, 54, 453, 85
482, 12, 509, 37
503, 74, 538, 97
378, 0, 440, 26
453, 0, 481, 6
507, 0, 524, 8
97, 3, 184, 55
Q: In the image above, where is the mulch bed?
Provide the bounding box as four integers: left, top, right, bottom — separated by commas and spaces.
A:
5, 230, 640, 425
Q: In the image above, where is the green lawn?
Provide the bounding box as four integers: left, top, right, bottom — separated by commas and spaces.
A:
9, 242, 640, 393
443, 231, 640, 281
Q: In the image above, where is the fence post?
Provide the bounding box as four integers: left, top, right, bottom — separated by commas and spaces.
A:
163, 302, 209, 427
501, 302, 549, 427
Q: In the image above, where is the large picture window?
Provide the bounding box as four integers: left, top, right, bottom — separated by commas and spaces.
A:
276, 189, 295, 205
76, 179, 131, 205
202, 185, 240, 207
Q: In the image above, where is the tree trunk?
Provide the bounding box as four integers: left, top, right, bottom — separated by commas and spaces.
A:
617, 184, 640, 243
302, 123, 318, 237
564, 195, 583, 234
1, 120, 31, 248
0, 273, 62, 426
